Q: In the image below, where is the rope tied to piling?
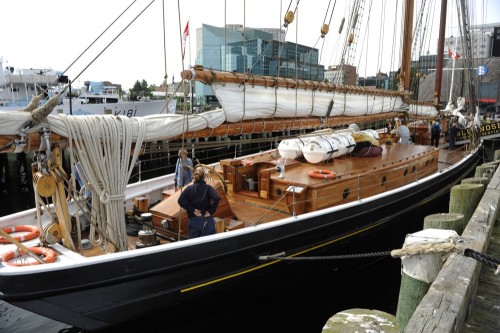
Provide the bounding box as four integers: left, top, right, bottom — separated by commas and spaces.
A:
390, 242, 457, 258
259, 244, 500, 275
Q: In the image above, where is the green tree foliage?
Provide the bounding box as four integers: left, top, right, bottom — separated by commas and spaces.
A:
129, 80, 153, 101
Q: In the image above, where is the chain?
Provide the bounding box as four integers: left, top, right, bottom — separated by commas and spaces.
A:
259, 251, 392, 261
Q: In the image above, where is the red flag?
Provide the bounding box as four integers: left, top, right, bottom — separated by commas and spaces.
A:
448, 48, 460, 60
182, 21, 189, 60
183, 21, 189, 41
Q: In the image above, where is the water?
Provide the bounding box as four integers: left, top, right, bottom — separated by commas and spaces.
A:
0, 256, 402, 333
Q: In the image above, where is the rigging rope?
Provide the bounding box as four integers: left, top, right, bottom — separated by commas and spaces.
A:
59, 0, 139, 86
62, 0, 156, 95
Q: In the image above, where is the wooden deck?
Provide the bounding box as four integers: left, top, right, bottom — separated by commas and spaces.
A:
75, 140, 472, 257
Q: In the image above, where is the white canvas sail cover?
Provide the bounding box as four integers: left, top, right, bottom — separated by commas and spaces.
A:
214, 83, 406, 123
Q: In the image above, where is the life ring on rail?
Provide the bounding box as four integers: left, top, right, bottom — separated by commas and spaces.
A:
1, 246, 58, 266
308, 169, 336, 180
0, 225, 40, 244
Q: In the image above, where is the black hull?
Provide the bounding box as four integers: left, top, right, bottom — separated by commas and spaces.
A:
2, 149, 481, 330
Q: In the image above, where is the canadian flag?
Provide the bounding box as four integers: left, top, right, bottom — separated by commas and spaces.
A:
182, 21, 189, 60
448, 48, 460, 60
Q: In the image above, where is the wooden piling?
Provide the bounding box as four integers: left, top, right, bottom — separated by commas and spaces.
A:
396, 229, 459, 331
448, 184, 484, 234
474, 165, 495, 178
423, 213, 464, 233
322, 308, 399, 333
493, 149, 500, 161
482, 160, 500, 170
461, 177, 488, 196
461, 176, 489, 187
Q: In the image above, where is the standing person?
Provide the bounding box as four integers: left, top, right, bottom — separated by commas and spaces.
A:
178, 167, 220, 238
430, 119, 442, 147
175, 149, 193, 190
396, 119, 411, 144
448, 122, 458, 150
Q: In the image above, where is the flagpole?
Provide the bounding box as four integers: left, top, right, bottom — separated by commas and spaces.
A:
187, 16, 193, 114
448, 56, 456, 105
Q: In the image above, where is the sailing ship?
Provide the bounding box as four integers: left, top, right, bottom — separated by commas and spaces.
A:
0, 0, 484, 330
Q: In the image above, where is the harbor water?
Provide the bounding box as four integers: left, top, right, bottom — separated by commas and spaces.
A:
0, 251, 402, 333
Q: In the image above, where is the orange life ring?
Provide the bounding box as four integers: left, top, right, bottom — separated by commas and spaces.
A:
1, 246, 58, 266
0, 225, 40, 244
308, 169, 336, 179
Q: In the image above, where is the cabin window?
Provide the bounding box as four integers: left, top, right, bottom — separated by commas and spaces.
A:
412, 165, 417, 173
342, 188, 350, 200
277, 188, 282, 196
381, 176, 387, 186
425, 160, 429, 167
404, 168, 408, 177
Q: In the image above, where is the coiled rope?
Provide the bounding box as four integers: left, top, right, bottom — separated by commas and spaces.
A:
61, 115, 146, 252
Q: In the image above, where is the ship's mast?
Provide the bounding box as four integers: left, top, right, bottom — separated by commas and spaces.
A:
401, 0, 414, 92
434, 0, 448, 108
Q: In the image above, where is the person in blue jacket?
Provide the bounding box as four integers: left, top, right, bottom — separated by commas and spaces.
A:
178, 167, 220, 238
430, 119, 442, 148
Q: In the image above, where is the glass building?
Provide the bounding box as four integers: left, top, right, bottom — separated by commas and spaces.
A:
194, 24, 324, 107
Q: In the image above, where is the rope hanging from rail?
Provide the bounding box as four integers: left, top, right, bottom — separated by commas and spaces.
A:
61, 115, 146, 252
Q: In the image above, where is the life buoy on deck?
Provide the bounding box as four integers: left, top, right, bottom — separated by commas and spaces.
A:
1, 246, 58, 266
308, 169, 336, 179
0, 225, 40, 244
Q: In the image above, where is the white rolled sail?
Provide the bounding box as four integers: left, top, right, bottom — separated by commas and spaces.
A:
302, 132, 356, 164
214, 83, 407, 123
278, 137, 314, 159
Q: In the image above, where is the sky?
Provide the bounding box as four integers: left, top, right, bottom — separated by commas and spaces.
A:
1, 0, 499, 90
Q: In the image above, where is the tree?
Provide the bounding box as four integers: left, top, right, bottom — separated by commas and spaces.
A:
129, 80, 153, 101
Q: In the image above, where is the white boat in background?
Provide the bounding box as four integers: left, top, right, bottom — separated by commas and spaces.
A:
0, 57, 175, 116
60, 80, 176, 117
0, 58, 59, 109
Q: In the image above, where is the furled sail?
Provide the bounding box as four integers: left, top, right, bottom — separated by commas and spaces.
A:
181, 66, 438, 121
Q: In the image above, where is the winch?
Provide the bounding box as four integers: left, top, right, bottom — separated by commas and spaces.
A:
135, 212, 160, 248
